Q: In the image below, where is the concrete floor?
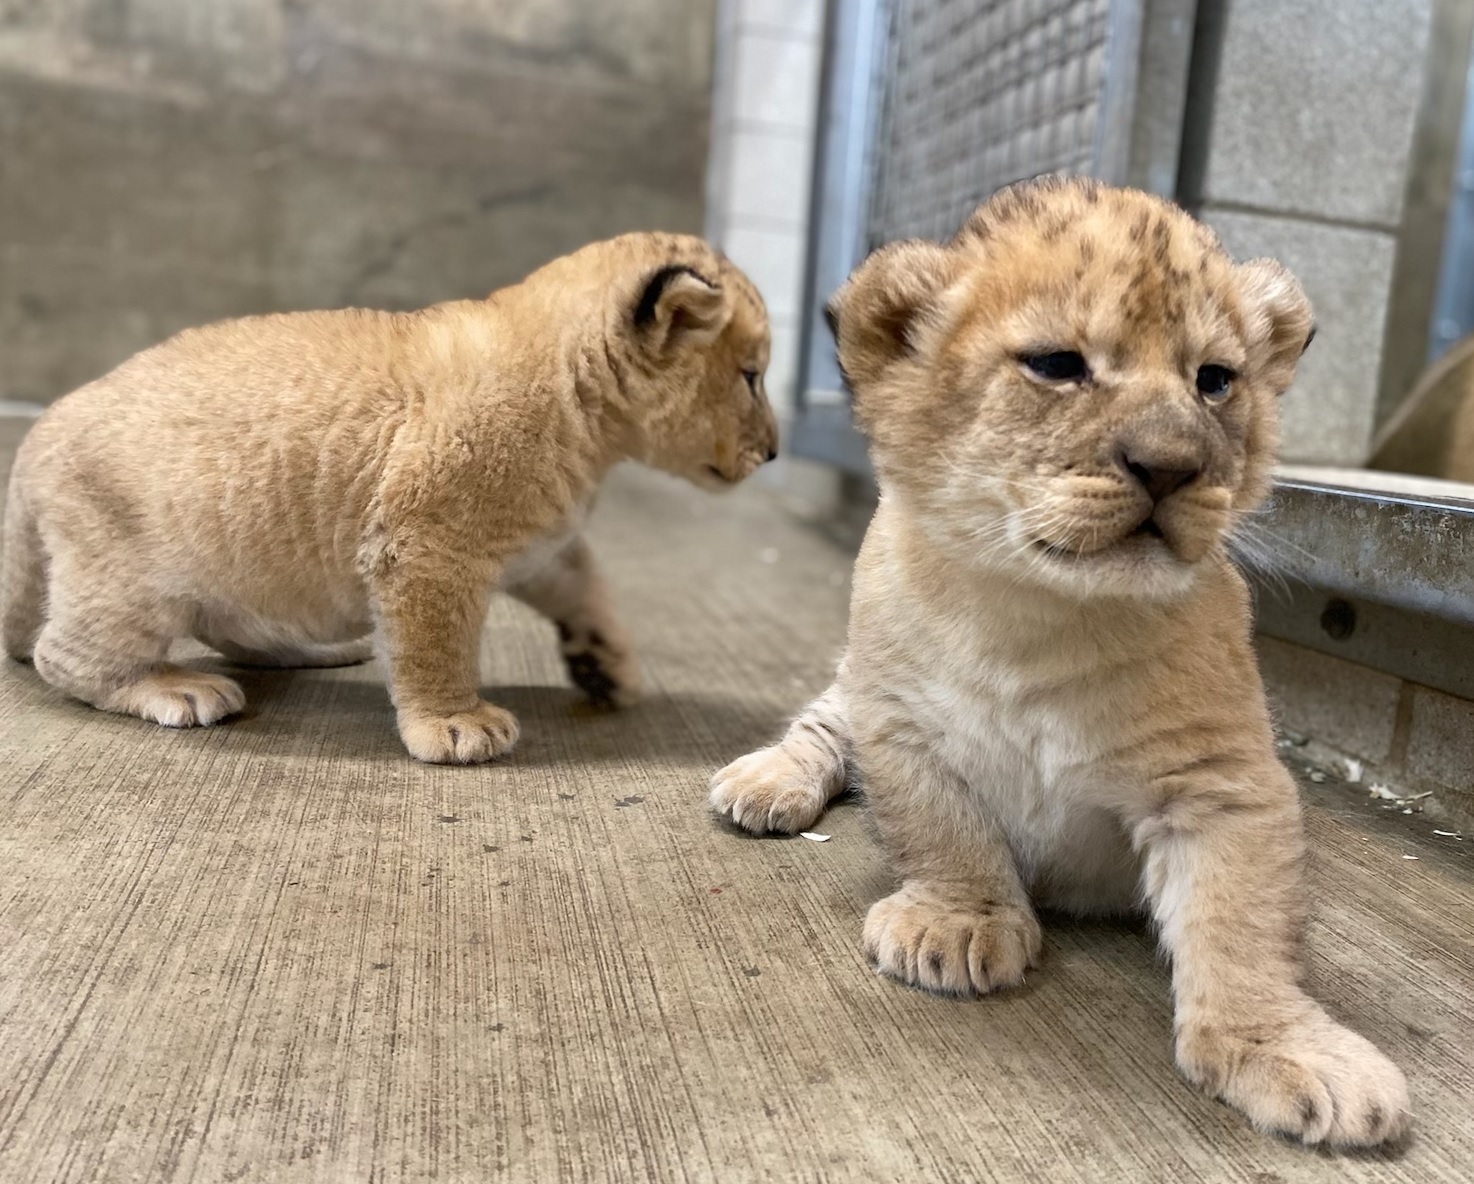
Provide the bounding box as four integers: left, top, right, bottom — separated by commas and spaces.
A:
1, 417, 1472, 1183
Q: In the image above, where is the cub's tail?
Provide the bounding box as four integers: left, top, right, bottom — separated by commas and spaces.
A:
1, 482, 45, 661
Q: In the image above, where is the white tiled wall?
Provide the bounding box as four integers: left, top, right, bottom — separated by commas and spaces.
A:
705, 0, 825, 423
720, 225, 806, 318
732, 33, 822, 128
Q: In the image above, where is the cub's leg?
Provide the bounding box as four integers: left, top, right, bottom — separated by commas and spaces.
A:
860, 731, 1043, 995
369, 553, 517, 765
32, 560, 243, 727
1, 491, 46, 662
504, 534, 641, 708
1135, 769, 1410, 1147
710, 679, 849, 834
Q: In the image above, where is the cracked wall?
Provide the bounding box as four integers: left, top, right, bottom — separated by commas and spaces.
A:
0, 0, 717, 404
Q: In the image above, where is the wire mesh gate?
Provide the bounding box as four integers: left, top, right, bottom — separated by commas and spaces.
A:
791, 0, 1191, 475
869, 0, 1119, 246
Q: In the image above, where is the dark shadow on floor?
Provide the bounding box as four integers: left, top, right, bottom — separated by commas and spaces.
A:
201, 669, 787, 769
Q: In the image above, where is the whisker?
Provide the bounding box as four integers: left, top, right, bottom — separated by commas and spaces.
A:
1225, 520, 1308, 602
1236, 518, 1318, 566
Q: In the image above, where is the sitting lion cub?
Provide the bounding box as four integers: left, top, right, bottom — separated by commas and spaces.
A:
711, 178, 1409, 1146
2, 233, 776, 763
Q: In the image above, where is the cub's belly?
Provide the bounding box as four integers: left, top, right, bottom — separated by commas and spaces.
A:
196, 580, 371, 648
498, 529, 574, 589
1014, 805, 1143, 916
928, 706, 1144, 917
199, 504, 591, 643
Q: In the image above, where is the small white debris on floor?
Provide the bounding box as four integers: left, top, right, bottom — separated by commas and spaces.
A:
1403, 854, 1420, 861
1308, 770, 1327, 783
759, 548, 780, 564
799, 832, 831, 843
1433, 830, 1464, 840
1366, 785, 1434, 813
1339, 758, 1364, 784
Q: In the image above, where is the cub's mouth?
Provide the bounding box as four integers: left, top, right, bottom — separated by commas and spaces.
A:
1033, 512, 1172, 561
702, 448, 774, 487
697, 462, 744, 491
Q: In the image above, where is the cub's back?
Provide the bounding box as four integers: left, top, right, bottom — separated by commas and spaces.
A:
11, 307, 425, 575
28, 307, 411, 450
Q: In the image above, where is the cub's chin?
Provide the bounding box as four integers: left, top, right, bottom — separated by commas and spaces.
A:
687, 452, 769, 492
1024, 531, 1207, 602
645, 457, 740, 493
692, 463, 742, 492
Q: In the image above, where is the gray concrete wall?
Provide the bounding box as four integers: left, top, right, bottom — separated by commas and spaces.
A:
0, 0, 717, 404
1181, 0, 1434, 465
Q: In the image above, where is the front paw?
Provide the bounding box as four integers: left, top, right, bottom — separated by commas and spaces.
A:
862, 883, 1043, 996
559, 624, 641, 708
398, 700, 520, 764
1178, 1006, 1411, 1146
710, 744, 829, 834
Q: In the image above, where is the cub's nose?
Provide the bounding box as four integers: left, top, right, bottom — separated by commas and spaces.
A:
1118, 450, 1200, 502
764, 444, 778, 463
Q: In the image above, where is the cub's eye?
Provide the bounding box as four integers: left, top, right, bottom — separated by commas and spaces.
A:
742, 369, 760, 392
1022, 351, 1088, 382
1196, 364, 1235, 401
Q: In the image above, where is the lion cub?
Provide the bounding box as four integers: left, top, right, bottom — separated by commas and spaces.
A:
711, 178, 1409, 1146
2, 233, 776, 763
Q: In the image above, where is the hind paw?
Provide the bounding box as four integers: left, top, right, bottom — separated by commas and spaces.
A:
558, 622, 641, 709
102, 670, 246, 727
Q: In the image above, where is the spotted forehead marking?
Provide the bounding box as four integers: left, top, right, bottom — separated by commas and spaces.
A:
954, 172, 1104, 244
947, 176, 1247, 366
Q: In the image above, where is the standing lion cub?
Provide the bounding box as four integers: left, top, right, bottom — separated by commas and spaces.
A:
711, 178, 1410, 1146
2, 233, 776, 763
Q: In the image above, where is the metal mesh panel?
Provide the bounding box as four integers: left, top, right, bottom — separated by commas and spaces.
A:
868, 0, 1115, 246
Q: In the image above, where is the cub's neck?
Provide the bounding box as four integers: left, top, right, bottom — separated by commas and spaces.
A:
872, 489, 1228, 670
402, 290, 641, 479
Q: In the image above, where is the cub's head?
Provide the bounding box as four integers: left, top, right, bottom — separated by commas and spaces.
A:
830, 177, 1313, 600
600, 235, 778, 489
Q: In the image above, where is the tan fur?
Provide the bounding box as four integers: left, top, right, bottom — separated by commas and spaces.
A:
711, 178, 1409, 1147
2, 233, 777, 762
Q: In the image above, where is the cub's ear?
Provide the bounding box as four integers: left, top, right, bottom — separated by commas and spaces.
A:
633, 265, 729, 351
827, 240, 956, 391
1236, 258, 1314, 395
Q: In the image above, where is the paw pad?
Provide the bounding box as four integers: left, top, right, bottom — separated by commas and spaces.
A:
566, 651, 618, 706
